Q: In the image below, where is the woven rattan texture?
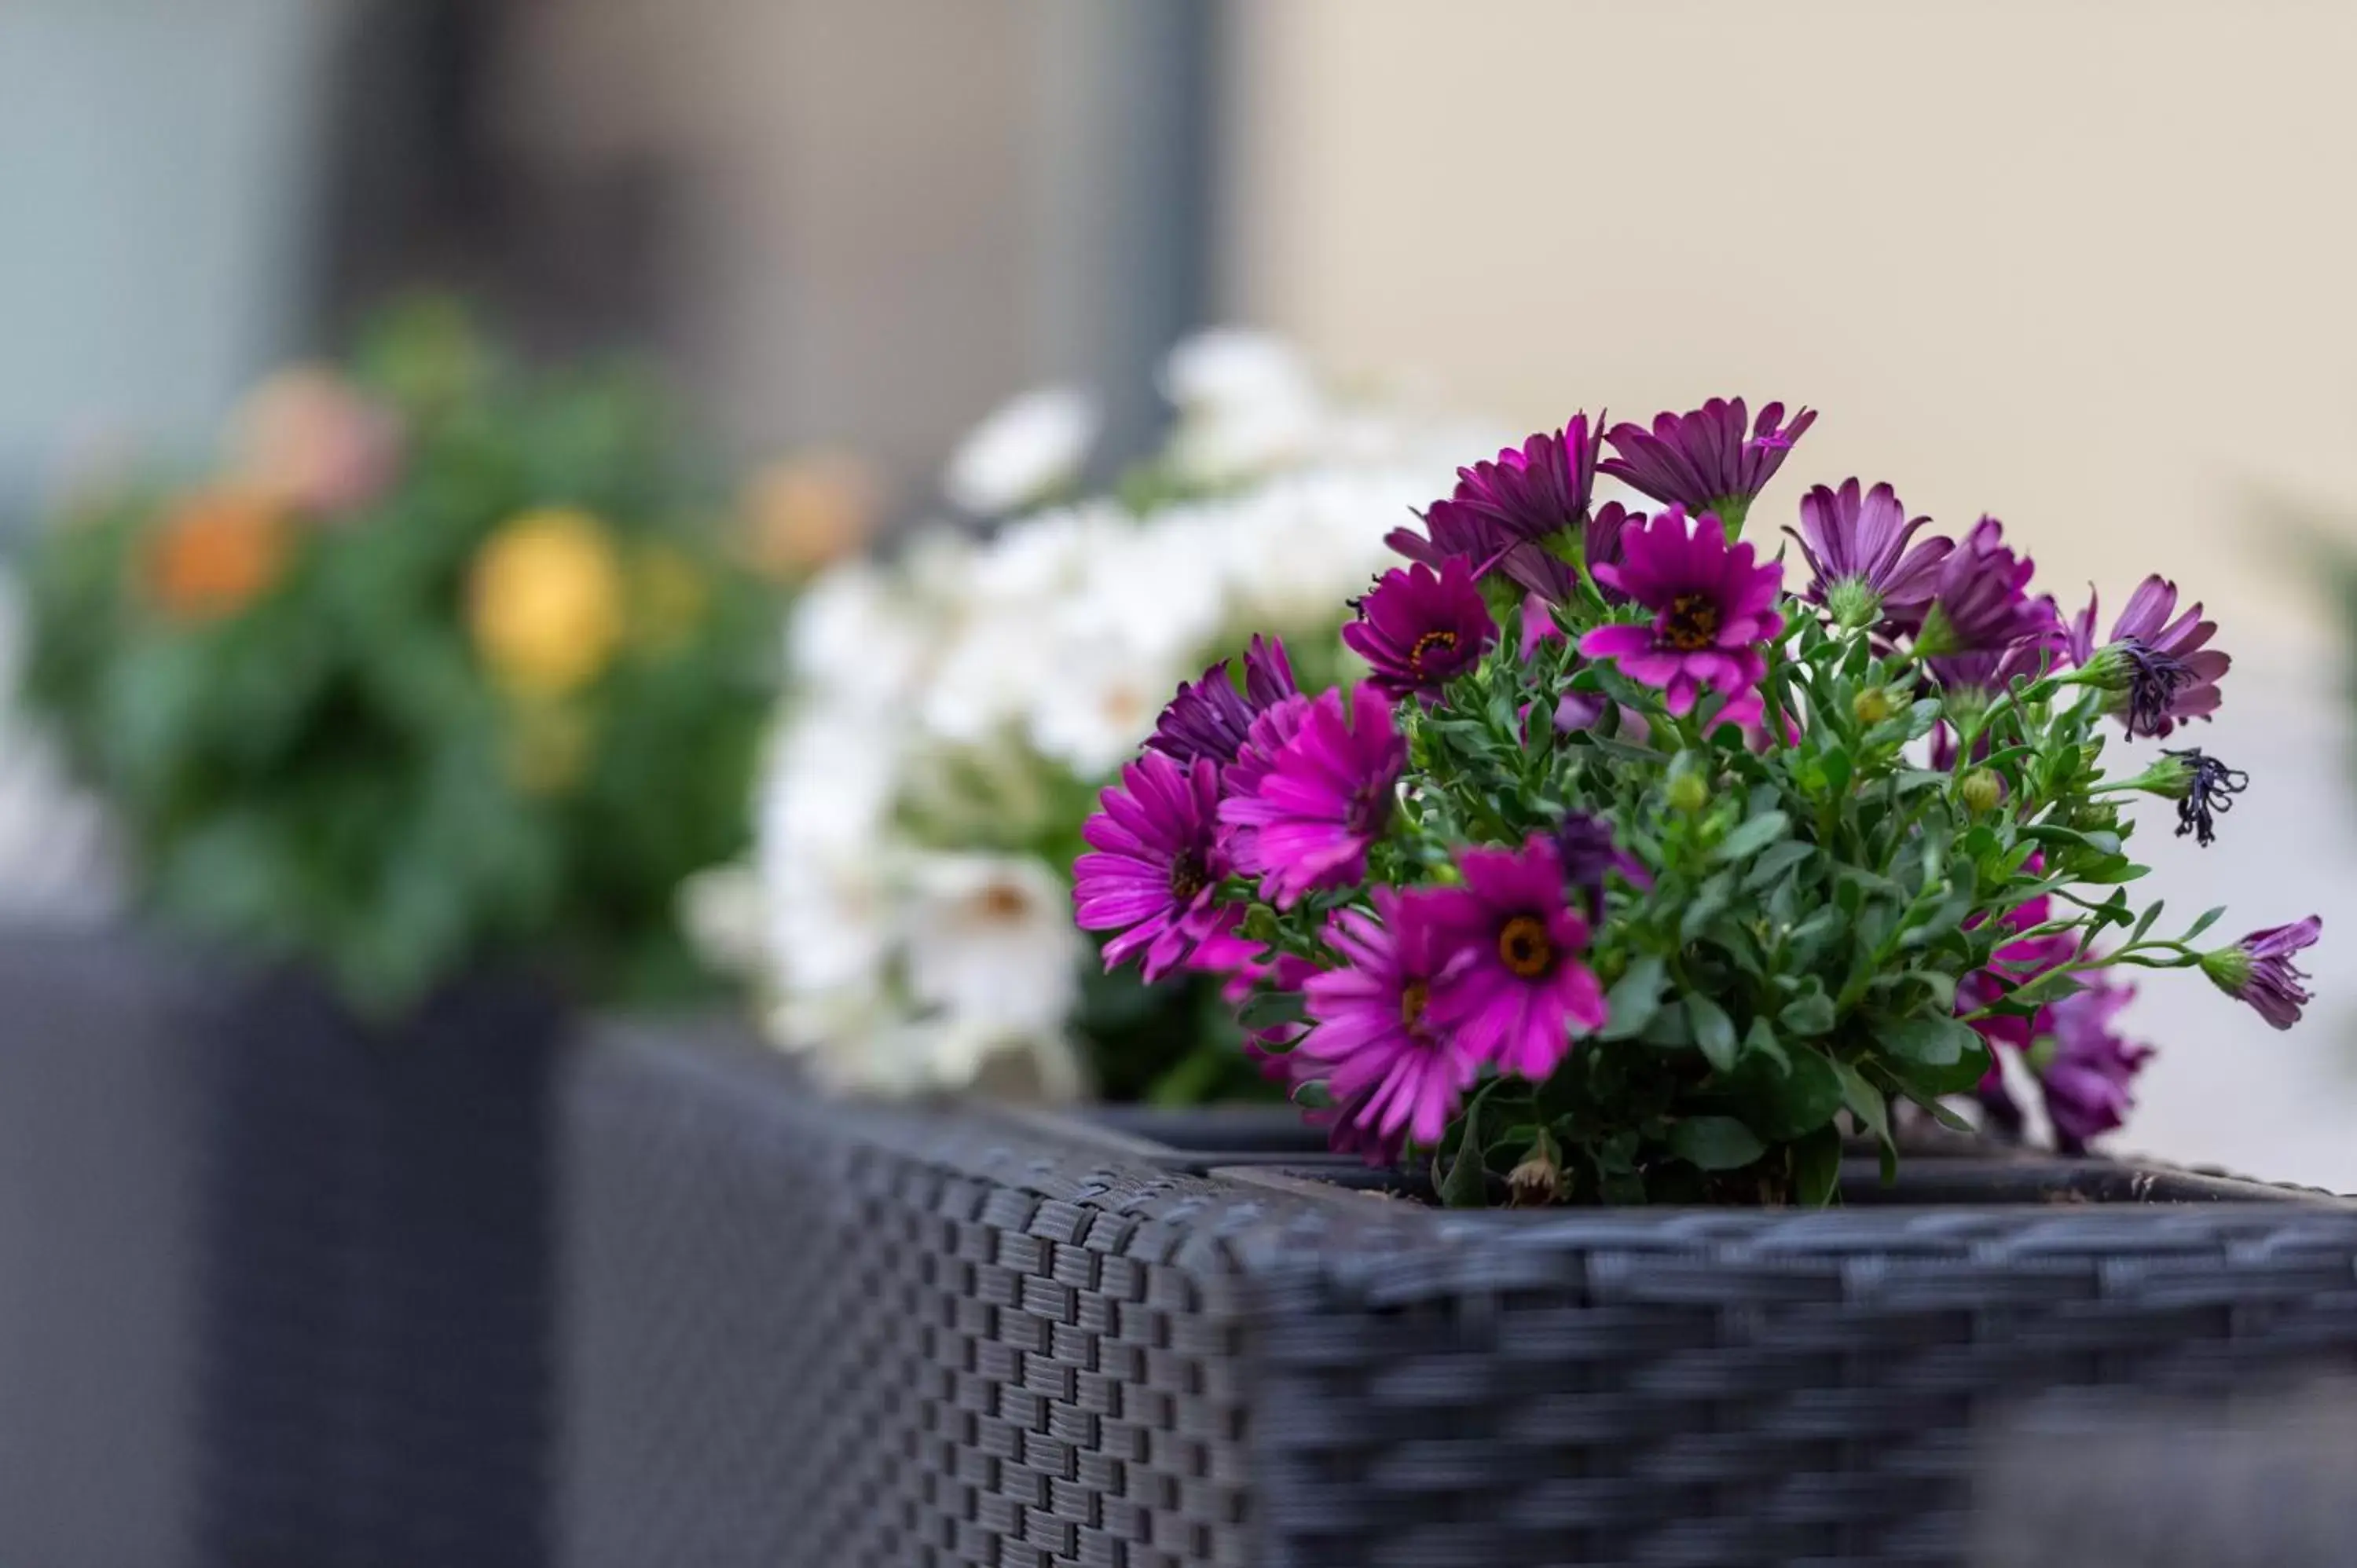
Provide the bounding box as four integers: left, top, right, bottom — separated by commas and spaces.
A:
560, 1026, 2357, 1568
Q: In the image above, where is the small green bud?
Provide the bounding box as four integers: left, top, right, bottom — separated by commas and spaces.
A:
2199, 945, 2253, 995
1851, 685, 1898, 727
2127, 753, 2196, 802
1959, 768, 2004, 815
1824, 576, 1882, 631
1666, 773, 1710, 814
2025, 1033, 2059, 1075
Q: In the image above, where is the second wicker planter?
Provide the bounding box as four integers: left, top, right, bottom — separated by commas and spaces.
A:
559, 1023, 2357, 1568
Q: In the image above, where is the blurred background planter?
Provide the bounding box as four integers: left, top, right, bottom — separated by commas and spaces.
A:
559, 1020, 2357, 1568
0, 929, 566, 1568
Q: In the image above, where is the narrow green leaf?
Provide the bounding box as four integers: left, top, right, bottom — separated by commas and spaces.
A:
2129, 899, 2164, 947
1832, 1054, 1892, 1149
1742, 841, 1815, 892
1688, 995, 1739, 1072
1235, 989, 1308, 1031
2183, 905, 2227, 943
1714, 811, 1791, 863
1667, 1116, 1766, 1171
1438, 1086, 1497, 1208
1791, 1123, 1842, 1208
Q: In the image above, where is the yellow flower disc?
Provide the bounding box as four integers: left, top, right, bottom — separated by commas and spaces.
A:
468, 507, 626, 698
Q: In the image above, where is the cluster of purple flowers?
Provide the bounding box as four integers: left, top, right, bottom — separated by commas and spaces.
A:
1073, 395, 2319, 1171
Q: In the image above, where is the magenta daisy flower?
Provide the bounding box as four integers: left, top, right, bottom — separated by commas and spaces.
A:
1445, 416, 1602, 544
1146, 635, 1298, 764
1599, 397, 1816, 529
2035, 975, 2154, 1153
1296, 885, 1483, 1151
1787, 478, 1952, 632
1219, 685, 1406, 907
1577, 507, 1786, 720
2202, 916, 2322, 1031
1915, 517, 2056, 658
2064, 576, 2231, 739
1423, 836, 1607, 1079
1072, 752, 1230, 981
1343, 559, 1497, 702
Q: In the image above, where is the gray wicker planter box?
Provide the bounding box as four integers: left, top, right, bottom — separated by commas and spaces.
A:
558, 1021, 2357, 1568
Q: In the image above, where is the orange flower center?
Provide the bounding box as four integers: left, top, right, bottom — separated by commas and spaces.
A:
1407, 628, 1460, 675
1664, 592, 1720, 651
1497, 915, 1554, 978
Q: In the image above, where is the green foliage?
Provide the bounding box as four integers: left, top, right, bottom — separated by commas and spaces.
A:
17, 301, 780, 1016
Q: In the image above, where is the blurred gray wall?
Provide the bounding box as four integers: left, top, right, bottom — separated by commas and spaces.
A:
0, 0, 353, 520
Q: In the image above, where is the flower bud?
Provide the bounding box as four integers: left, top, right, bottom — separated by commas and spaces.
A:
2198, 945, 2253, 995
1666, 772, 1710, 814
2126, 753, 2196, 802
1824, 576, 1882, 631
1959, 768, 2004, 815
1851, 686, 1899, 727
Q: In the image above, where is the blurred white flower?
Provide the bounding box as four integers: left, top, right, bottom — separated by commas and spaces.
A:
677, 863, 768, 978
1161, 328, 1325, 483
900, 852, 1081, 1038
942, 386, 1100, 515
1054, 511, 1229, 665
1025, 630, 1180, 778
1219, 466, 1428, 628
787, 561, 934, 713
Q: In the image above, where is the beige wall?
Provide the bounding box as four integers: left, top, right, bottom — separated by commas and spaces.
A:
1228, 2, 2357, 1185
1227, 0, 2357, 643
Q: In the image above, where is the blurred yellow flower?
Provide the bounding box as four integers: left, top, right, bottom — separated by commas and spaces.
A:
632, 543, 709, 653
143, 486, 295, 622
468, 508, 626, 698
504, 700, 596, 797
739, 452, 884, 579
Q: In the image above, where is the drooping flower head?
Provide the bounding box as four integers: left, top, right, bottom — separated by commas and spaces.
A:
1219, 685, 1406, 907
1146, 634, 1298, 764
1343, 559, 1497, 702
2065, 576, 2230, 739
1445, 416, 1601, 544
2202, 916, 2322, 1031
1599, 397, 1816, 530
1915, 517, 2058, 661
2033, 975, 2155, 1153
1296, 885, 1483, 1152
1423, 836, 1607, 1079
1552, 811, 1653, 919
1788, 478, 1952, 632
1072, 751, 1230, 981
1577, 507, 1786, 721
2135, 747, 2248, 848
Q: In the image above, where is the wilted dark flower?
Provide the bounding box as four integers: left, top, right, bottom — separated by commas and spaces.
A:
2152, 748, 2249, 848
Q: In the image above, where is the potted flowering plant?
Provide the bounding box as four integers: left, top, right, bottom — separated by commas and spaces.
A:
7, 299, 783, 1568
1073, 398, 2315, 1200
556, 397, 2351, 1568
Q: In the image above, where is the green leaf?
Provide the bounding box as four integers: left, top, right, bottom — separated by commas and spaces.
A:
1714, 811, 1791, 863
1720, 1043, 1842, 1141
1235, 989, 1307, 1031
1438, 1084, 1497, 1208
1832, 1054, 1892, 1149
1742, 1015, 1790, 1072
1688, 994, 1739, 1072
1743, 841, 1815, 892
2183, 905, 2227, 943
1876, 1013, 1979, 1068
1777, 990, 1838, 1038
1599, 954, 1666, 1042
1680, 873, 1734, 943
2128, 899, 2164, 946
1791, 1122, 1842, 1208
1668, 1116, 1766, 1171
1879, 1035, 1996, 1098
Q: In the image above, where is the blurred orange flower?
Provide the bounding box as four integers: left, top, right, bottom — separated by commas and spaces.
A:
231, 366, 403, 517
467, 508, 626, 698
739, 452, 885, 579
143, 487, 295, 622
